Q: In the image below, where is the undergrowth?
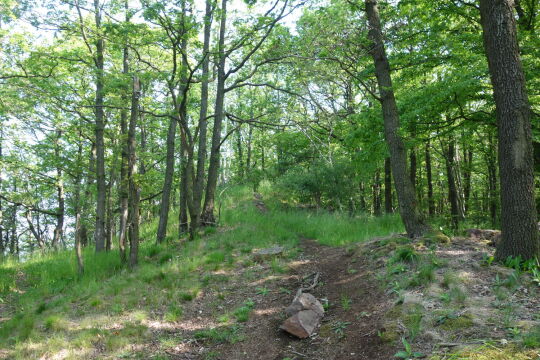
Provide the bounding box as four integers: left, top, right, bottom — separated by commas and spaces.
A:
0, 184, 403, 359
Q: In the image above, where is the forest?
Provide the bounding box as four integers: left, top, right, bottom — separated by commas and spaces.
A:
0, 0, 539, 359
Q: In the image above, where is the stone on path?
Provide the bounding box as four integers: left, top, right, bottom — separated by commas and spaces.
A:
281, 293, 324, 338
253, 246, 284, 262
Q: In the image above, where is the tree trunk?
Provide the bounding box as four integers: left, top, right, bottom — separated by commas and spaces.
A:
444, 140, 460, 229
74, 135, 85, 275
409, 149, 417, 189
425, 141, 435, 216
479, 0, 539, 260
202, 0, 227, 226
26, 211, 44, 250
93, 0, 106, 253
118, 1, 130, 263
462, 146, 473, 214
128, 76, 141, 267
51, 130, 64, 250
365, 0, 430, 237
189, 0, 213, 240
372, 169, 382, 216
384, 157, 392, 213
236, 126, 244, 180
156, 112, 177, 243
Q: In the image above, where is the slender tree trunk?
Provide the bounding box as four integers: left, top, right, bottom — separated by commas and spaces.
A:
74, 136, 84, 275
52, 130, 64, 249
479, 0, 539, 260
444, 140, 460, 229
384, 157, 392, 213
118, 0, 130, 263
359, 182, 367, 212
94, 0, 106, 252
409, 149, 417, 189
236, 127, 244, 180
26, 211, 44, 249
485, 137, 499, 227
425, 141, 435, 216
189, 0, 213, 240
462, 146, 473, 214
372, 169, 382, 216
247, 124, 253, 173
105, 157, 115, 251
156, 113, 177, 243
0, 136, 3, 256
128, 76, 141, 267
365, 0, 430, 237
202, 0, 227, 226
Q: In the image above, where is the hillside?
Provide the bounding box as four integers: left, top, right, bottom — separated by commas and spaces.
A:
1, 187, 539, 360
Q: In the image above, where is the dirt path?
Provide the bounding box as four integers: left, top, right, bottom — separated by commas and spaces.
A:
213, 238, 397, 360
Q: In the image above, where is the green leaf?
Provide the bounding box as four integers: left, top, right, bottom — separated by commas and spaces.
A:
394, 351, 410, 359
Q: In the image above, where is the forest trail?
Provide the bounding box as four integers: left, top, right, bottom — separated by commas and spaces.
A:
209, 238, 397, 360
196, 195, 397, 360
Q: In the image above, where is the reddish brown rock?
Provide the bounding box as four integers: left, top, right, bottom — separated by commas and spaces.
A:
280, 309, 321, 338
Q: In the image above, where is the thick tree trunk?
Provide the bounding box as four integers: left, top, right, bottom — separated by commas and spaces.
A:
202, 0, 227, 226
384, 157, 392, 213
128, 76, 141, 267
479, 0, 539, 260
365, 0, 430, 237
189, 0, 212, 240
94, 0, 106, 252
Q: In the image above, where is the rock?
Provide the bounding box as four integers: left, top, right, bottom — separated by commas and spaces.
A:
253, 246, 284, 261
280, 309, 321, 338
281, 292, 324, 338
285, 293, 324, 317
466, 229, 501, 247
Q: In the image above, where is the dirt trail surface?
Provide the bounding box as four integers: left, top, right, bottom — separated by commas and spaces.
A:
196, 239, 397, 360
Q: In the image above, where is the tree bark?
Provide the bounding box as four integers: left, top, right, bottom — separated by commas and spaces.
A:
425, 141, 435, 216
202, 0, 227, 226
93, 0, 106, 253
26, 211, 44, 250
384, 157, 392, 213
479, 0, 539, 260
444, 140, 460, 229
365, 0, 430, 237
372, 168, 382, 216
156, 111, 177, 243
74, 134, 85, 275
118, 0, 130, 263
128, 76, 141, 267
52, 130, 64, 249
189, 0, 213, 239
462, 146, 473, 214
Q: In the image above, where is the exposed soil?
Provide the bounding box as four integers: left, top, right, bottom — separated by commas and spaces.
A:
159, 237, 397, 360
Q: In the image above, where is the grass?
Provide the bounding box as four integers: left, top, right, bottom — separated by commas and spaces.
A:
0, 184, 403, 359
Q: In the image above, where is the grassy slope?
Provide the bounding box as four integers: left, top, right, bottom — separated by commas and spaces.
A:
0, 185, 403, 359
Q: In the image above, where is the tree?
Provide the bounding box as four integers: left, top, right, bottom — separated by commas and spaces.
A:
479, 0, 539, 260
365, 0, 430, 237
